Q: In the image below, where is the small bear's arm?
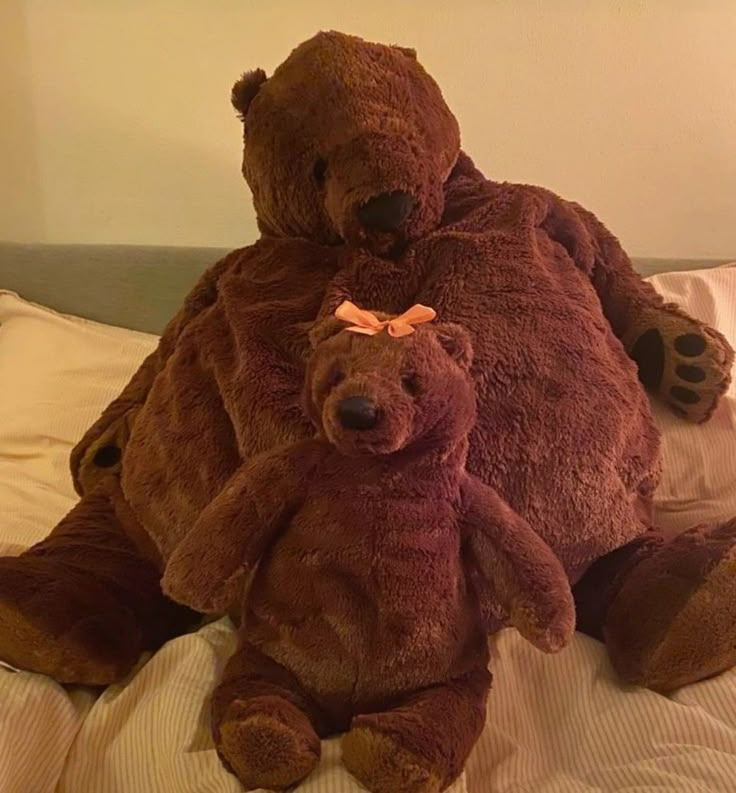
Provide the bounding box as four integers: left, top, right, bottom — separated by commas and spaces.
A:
461, 475, 575, 653
162, 441, 320, 613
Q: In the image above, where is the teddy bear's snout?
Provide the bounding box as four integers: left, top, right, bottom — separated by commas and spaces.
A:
357, 191, 415, 232
337, 396, 380, 430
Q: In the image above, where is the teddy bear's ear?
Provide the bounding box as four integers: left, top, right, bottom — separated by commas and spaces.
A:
309, 316, 346, 349
231, 69, 268, 120
436, 323, 474, 371
393, 45, 417, 60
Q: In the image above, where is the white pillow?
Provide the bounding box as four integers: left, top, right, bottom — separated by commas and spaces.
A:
0, 290, 157, 552
648, 265, 736, 531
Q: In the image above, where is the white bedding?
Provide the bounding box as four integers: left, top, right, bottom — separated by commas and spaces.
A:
1, 266, 735, 793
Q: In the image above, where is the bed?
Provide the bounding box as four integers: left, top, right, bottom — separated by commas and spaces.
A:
1, 242, 735, 793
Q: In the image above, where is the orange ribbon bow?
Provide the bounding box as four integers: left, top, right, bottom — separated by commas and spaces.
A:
335, 301, 437, 338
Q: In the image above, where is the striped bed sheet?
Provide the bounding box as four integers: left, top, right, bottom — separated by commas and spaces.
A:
1, 265, 735, 793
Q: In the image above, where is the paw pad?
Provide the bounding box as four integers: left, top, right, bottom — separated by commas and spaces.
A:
674, 333, 707, 357
670, 385, 701, 404
675, 364, 706, 383
630, 329, 665, 390
93, 445, 122, 468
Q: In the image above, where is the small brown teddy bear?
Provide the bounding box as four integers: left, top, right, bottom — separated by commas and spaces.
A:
162, 303, 575, 793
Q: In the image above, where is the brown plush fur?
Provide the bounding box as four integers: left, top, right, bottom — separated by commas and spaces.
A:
0, 478, 196, 684
0, 28, 734, 790
162, 321, 574, 790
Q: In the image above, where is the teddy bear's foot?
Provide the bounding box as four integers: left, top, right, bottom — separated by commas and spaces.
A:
0, 555, 143, 684
627, 305, 733, 423
211, 640, 329, 790
342, 726, 443, 793
0, 481, 197, 684
216, 696, 321, 791
605, 519, 736, 691
343, 666, 490, 793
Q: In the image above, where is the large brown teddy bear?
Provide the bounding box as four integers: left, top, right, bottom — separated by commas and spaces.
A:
0, 24, 734, 776
161, 303, 576, 792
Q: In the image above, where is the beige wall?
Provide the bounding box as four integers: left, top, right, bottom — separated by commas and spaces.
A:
2, 0, 735, 258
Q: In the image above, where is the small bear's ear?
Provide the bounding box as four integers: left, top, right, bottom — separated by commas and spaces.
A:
435, 324, 473, 371
393, 45, 417, 60
231, 69, 268, 120
309, 316, 346, 349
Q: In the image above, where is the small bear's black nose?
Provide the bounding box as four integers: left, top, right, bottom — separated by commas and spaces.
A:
338, 396, 379, 430
357, 191, 415, 232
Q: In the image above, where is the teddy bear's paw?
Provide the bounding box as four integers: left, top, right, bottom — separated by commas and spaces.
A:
510, 583, 576, 655
605, 519, 736, 692
342, 726, 443, 793
217, 696, 320, 791
629, 309, 733, 423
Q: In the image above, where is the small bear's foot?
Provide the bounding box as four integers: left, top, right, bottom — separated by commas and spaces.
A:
343, 666, 490, 793
342, 726, 443, 793
628, 306, 733, 423
605, 519, 736, 691
216, 696, 320, 791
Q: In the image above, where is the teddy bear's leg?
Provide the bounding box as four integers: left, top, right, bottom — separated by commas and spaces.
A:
574, 519, 736, 691
342, 665, 491, 793
0, 478, 196, 685
211, 640, 327, 791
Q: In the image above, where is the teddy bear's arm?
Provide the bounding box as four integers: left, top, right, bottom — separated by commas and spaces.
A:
540, 191, 733, 423
161, 442, 316, 614
70, 248, 245, 496
461, 475, 575, 653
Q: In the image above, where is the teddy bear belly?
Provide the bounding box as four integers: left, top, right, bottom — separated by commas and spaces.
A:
413, 246, 661, 582
463, 305, 659, 581
333, 230, 660, 585
243, 521, 486, 708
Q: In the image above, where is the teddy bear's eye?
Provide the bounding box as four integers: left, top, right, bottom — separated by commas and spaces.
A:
401, 373, 420, 396
312, 158, 328, 187
327, 369, 344, 389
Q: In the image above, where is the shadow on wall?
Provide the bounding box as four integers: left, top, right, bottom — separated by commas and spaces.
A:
0, 0, 45, 241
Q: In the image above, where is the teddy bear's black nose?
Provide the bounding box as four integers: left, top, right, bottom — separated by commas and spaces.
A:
338, 396, 379, 430
357, 191, 415, 232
